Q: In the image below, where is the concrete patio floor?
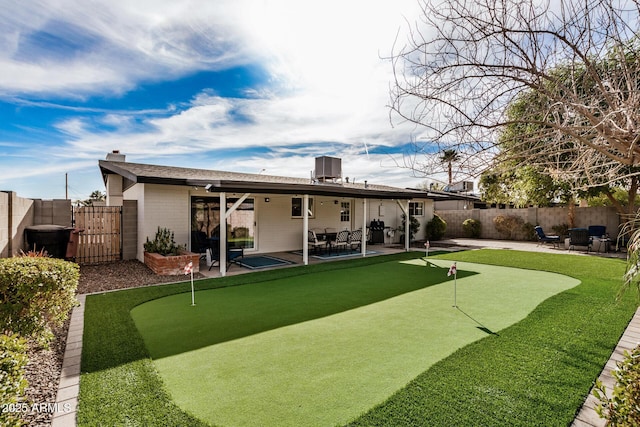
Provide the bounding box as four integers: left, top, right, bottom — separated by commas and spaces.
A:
198, 237, 626, 278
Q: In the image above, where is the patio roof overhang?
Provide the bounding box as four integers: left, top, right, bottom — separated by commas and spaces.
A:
197, 180, 419, 199
99, 160, 423, 200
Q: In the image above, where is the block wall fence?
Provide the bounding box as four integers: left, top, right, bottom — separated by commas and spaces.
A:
437, 206, 621, 240
0, 191, 72, 258
1, 191, 137, 261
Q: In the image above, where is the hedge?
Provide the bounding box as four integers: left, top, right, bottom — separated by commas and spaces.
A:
0, 257, 79, 344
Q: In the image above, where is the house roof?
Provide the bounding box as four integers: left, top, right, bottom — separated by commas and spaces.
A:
99, 160, 427, 200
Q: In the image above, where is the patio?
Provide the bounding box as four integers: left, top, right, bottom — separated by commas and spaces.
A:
195, 237, 626, 279
197, 243, 409, 278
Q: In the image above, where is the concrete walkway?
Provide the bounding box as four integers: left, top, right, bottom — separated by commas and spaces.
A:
51, 294, 84, 427
51, 239, 634, 426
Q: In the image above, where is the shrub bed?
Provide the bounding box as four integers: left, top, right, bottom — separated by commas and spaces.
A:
0, 333, 28, 427
0, 256, 79, 425
0, 257, 79, 344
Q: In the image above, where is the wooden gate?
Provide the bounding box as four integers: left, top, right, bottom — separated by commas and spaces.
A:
74, 206, 122, 263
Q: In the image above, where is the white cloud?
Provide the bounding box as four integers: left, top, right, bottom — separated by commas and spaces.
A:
0, 0, 431, 199
0, 0, 254, 96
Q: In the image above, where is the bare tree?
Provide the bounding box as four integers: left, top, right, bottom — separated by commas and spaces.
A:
389, 0, 640, 200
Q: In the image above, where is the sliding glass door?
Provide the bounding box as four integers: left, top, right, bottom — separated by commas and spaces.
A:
191, 196, 255, 250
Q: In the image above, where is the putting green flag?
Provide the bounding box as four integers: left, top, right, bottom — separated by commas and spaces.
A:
447, 262, 457, 276
184, 261, 195, 306
448, 262, 458, 308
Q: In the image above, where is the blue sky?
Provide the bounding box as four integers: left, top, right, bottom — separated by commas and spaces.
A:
0, 0, 432, 200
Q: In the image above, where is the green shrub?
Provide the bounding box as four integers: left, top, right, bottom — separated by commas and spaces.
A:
0, 257, 79, 344
462, 219, 481, 238
144, 227, 182, 256
493, 215, 525, 240
522, 222, 537, 241
552, 223, 569, 238
426, 214, 447, 240
594, 344, 640, 426
0, 333, 28, 427
401, 214, 421, 242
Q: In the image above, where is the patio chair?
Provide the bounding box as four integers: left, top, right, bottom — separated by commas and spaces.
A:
588, 225, 607, 238
587, 225, 609, 252
348, 229, 363, 251
331, 230, 350, 253
534, 226, 561, 248
191, 230, 209, 259
207, 237, 244, 270
308, 230, 328, 254
568, 228, 592, 252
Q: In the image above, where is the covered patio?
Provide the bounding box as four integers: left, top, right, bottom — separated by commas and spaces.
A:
99, 153, 434, 277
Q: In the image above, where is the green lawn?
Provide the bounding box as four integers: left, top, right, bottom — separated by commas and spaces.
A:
78, 250, 637, 426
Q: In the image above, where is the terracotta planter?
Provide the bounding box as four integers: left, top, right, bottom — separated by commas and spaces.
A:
144, 250, 200, 275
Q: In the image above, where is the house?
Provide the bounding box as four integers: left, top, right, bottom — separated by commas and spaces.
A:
99, 152, 434, 276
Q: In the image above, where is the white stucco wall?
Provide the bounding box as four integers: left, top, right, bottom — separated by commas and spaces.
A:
125, 183, 191, 261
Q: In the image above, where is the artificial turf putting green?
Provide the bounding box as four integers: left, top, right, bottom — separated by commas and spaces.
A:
131, 258, 579, 426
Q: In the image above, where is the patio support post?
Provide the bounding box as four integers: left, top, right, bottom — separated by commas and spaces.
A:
362, 198, 367, 257
220, 192, 227, 277
303, 194, 309, 265
404, 201, 410, 252
396, 199, 411, 252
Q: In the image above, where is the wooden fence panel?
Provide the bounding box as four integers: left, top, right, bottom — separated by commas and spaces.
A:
74, 206, 122, 263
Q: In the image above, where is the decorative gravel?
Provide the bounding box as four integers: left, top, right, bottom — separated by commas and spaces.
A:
21, 260, 203, 426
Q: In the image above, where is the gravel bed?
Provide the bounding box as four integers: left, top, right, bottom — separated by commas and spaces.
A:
21, 260, 203, 426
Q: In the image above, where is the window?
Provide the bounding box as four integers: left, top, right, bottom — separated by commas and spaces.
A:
340, 202, 350, 222
292, 197, 314, 217
409, 202, 424, 216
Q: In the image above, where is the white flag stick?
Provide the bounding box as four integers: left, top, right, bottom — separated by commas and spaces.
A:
448, 262, 458, 307
453, 272, 457, 308
190, 270, 195, 306
184, 261, 195, 306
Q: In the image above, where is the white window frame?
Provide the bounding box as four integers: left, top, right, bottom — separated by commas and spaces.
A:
340, 201, 350, 222
292, 197, 315, 218
409, 201, 424, 216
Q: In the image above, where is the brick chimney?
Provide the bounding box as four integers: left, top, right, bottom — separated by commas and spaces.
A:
106, 150, 126, 162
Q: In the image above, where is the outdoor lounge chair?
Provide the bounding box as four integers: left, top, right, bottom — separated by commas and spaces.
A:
534, 226, 561, 248
331, 230, 350, 252
308, 230, 328, 254
207, 237, 244, 270
348, 229, 363, 251
568, 228, 592, 252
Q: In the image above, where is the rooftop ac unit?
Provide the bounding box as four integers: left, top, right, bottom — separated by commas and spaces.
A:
315, 156, 342, 182
446, 181, 474, 192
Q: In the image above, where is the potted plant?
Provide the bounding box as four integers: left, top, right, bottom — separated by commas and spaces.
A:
143, 227, 200, 275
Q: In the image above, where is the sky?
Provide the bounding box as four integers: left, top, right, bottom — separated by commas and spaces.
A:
0, 0, 432, 201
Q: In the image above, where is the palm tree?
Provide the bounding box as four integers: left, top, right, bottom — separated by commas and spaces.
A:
440, 149, 459, 185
